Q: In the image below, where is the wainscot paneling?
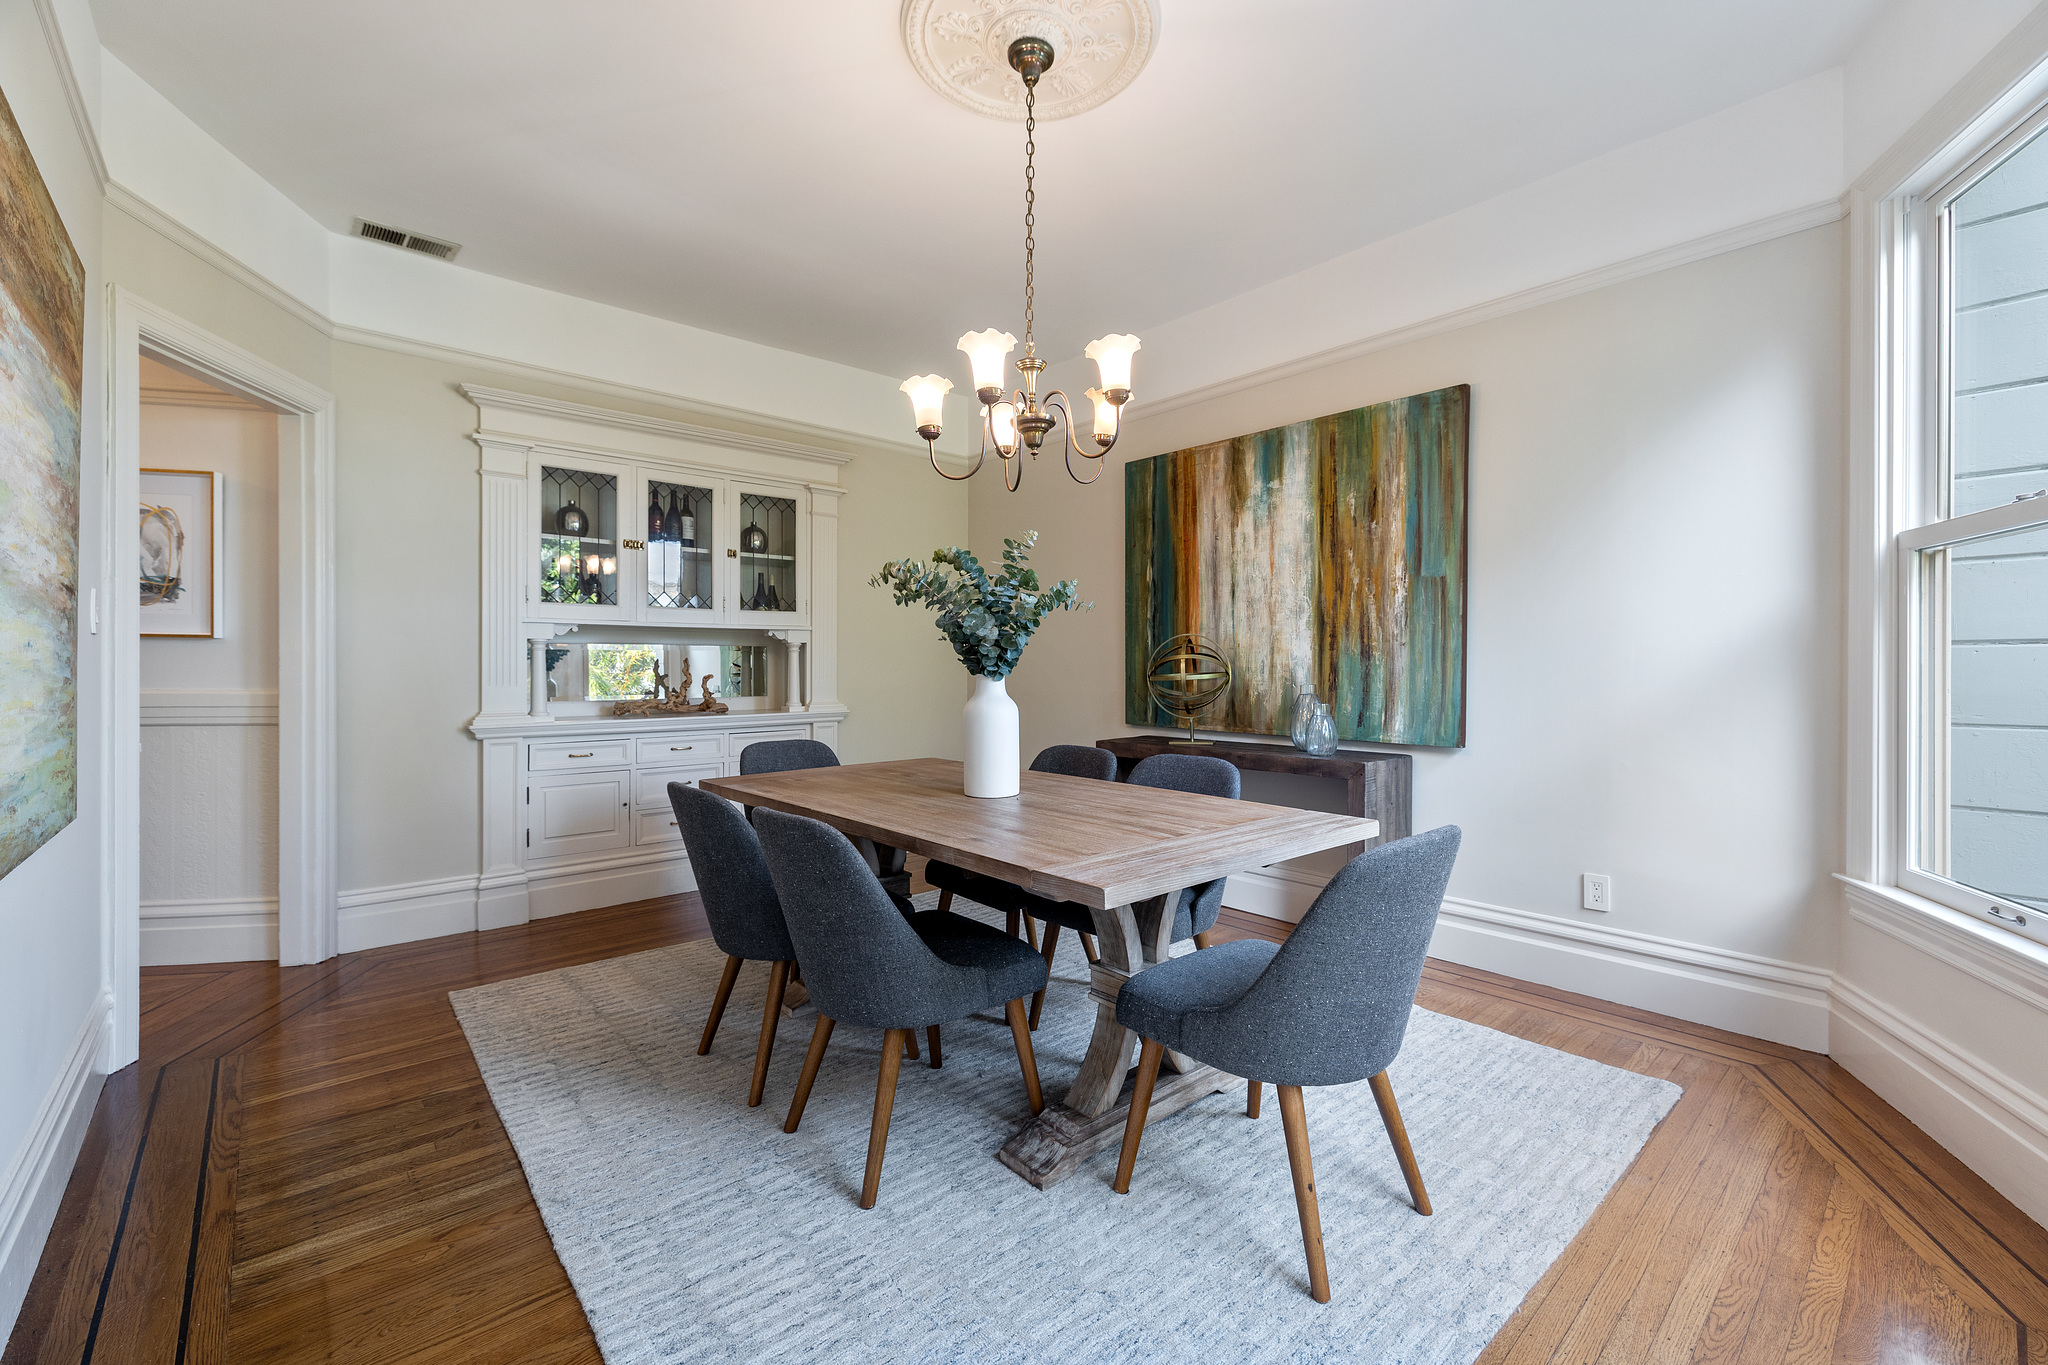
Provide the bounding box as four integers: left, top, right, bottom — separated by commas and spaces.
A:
140, 690, 280, 964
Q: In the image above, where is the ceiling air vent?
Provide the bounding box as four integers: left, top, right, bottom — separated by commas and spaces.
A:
351, 218, 461, 261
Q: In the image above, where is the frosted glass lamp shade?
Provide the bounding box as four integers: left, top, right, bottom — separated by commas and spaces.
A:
1085, 334, 1141, 393
1086, 387, 1118, 439
601, 555, 617, 576
987, 402, 1018, 455
958, 329, 1018, 393
900, 374, 952, 433
585, 553, 603, 575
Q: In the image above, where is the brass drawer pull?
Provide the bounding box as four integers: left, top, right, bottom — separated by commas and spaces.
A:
567, 752, 595, 759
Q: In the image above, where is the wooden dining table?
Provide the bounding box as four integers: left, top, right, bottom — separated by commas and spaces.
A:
700, 756, 1378, 1188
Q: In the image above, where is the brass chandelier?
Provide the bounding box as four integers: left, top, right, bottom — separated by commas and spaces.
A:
901, 36, 1139, 490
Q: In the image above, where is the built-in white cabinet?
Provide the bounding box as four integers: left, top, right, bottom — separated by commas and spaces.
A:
467, 386, 853, 932
531, 455, 812, 627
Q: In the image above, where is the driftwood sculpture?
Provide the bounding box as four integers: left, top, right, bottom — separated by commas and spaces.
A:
612, 658, 728, 717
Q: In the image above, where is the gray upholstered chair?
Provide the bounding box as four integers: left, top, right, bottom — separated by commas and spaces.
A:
926, 744, 1118, 956
976, 751, 1241, 1029
752, 807, 1049, 1210
739, 738, 911, 899
1110, 825, 1462, 1303
665, 781, 798, 1108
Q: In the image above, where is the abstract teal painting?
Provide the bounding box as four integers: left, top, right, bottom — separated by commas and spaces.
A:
0, 81, 85, 880
1126, 385, 1468, 747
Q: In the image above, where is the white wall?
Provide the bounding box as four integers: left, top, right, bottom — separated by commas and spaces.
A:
978, 224, 1845, 1049
138, 368, 282, 962
0, 0, 108, 1336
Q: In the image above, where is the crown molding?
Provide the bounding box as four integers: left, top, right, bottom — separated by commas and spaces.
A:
105, 180, 333, 334
460, 385, 862, 470
139, 384, 271, 412
30, 0, 107, 188
1124, 198, 1845, 423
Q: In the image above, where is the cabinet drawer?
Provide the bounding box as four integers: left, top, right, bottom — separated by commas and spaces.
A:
634, 733, 725, 766
529, 738, 632, 772
636, 761, 726, 810
528, 772, 631, 860
730, 728, 815, 770
635, 807, 686, 848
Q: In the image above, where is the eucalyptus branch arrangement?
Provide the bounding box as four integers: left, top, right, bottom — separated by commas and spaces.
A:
870, 532, 1089, 679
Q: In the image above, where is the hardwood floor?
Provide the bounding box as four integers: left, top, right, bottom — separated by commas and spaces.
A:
6, 881, 2045, 1364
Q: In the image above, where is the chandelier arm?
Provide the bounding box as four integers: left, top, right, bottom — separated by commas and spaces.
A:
926, 434, 983, 482
1004, 442, 1024, 492
1043, 391, 1109, 484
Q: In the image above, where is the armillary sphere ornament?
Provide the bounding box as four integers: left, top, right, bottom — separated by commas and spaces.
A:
1145, 634, 1232, 746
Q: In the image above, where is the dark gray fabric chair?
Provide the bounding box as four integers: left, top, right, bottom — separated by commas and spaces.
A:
752, 807, 1050, 1209
666, 781, 799, 1108
739, 738, 911, 899
1110, 825, 1462, 1303
969, 750, 1241, 1029
926, 745, 1118, 965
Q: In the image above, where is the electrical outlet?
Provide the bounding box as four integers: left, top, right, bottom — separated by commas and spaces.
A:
1582, 873, 1611, 912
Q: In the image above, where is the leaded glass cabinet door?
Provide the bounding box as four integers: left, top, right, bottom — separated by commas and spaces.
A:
533, 455, 629, 622
731, 482, 805, 621
638, 472, 720, 623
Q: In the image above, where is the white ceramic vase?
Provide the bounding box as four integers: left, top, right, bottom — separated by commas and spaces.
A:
962, 674, 1021, 798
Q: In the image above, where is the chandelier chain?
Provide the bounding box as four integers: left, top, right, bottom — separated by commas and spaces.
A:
1023, 78, 1035, 352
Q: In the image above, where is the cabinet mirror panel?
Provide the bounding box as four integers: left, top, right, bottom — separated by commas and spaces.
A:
540, 465, 620, 607
645, 479, 715, 611
736, 490, 798, 615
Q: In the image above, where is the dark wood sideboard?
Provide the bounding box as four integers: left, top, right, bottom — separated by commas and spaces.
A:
1095, 735, 1411, 860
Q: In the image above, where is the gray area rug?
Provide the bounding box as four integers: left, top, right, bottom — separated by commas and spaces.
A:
451, 895, 1680, 1364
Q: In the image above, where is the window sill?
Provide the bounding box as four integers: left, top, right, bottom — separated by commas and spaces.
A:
1837, 875, 2048, 1013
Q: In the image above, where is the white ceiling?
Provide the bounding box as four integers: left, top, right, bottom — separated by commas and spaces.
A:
92, 0, 1885, 382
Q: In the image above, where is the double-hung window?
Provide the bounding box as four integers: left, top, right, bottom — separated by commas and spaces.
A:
1900, 115, 2048, 945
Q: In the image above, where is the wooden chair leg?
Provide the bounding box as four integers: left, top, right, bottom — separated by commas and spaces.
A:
860, 1028, 907, 1209
748, 960, 790, 1107
1023, 916, 1040, 952
783, 1015, 835, 1133
1027, 923, 1061, 1030
1111, 1038, 1165, 1194
1193, 931, 1214, 950
1081, 932, 1099, 964
937, 888, 954, 914
1368, 1070, 1433, 1215
1004, 998, 1045, 1115
1005, 907, 1020, 938
1277, 1085, 1332, 1303
698, 955, 744, 1055
903, 1028, 919, 1060
1247, 1079, 1261, 1118
926, 1024, 942, 1069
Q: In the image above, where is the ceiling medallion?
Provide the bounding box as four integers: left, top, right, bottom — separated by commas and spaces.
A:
901, 0, 1160, 121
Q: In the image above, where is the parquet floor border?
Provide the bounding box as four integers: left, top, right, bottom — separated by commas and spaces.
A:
5, 892, 2043, 1364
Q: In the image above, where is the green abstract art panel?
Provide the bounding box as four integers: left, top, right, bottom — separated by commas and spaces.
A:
0, 80, 85, 880
1126, 385, 1468, 748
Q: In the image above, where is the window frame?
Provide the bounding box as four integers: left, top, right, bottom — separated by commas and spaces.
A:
1866, 63, 2048, 949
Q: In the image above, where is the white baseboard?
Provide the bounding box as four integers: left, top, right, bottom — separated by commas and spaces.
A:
140, 895, 279, 965
0, 994, 112, 1341
1430, 895, 1831, 1050
337, 875, 481, 954
527, 849, 695, 920
1228, 869, 1832, 1051
1829, 977, 2048, 1228
335, 848, 702, 953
